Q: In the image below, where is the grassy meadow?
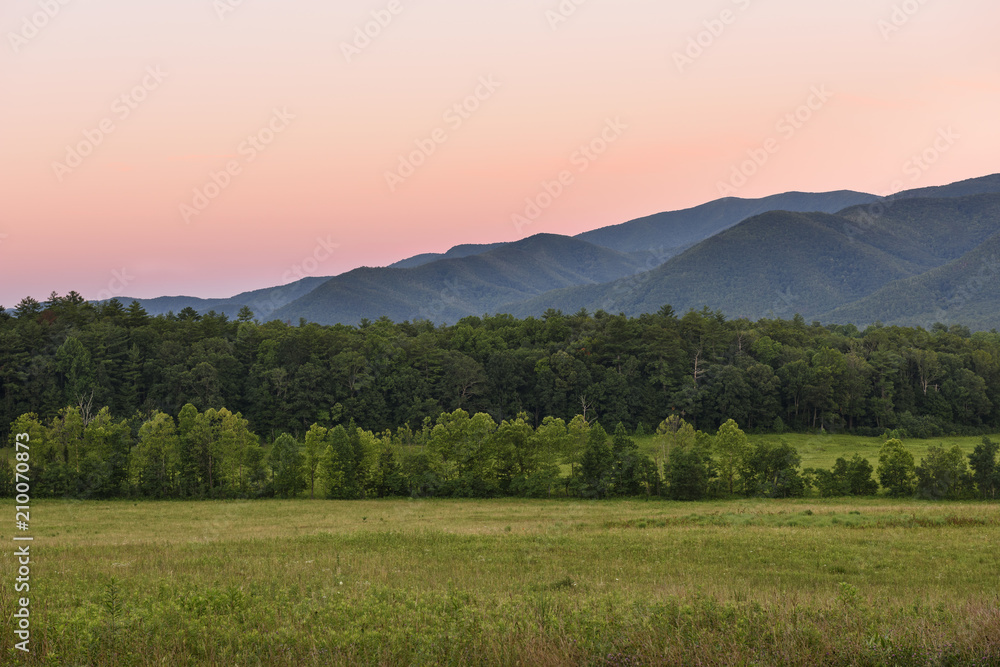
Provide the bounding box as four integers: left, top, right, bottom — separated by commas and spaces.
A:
634, 431, 999, 471
3, 494, 1000, 666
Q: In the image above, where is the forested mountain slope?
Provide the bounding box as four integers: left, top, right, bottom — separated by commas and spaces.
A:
271, 234, 646, 325
574, 189, 878, 254
509, 193, 1000, 324
822, 230, 1000, 330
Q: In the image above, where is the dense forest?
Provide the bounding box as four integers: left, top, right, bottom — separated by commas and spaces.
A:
4, 292, 1000, 501
4, 292, 1000, 440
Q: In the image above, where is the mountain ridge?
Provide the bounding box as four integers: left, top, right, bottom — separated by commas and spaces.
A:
505, 190, 1000, 324
269, 234, 647, 325
101, 172, 1000, 329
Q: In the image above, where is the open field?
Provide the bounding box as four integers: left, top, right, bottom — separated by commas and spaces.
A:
634, 432, 1000, 471
3, 498, 1000, 666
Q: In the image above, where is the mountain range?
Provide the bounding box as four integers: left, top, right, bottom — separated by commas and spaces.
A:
116, 173, 1000, 330
507, 192, 1000, 323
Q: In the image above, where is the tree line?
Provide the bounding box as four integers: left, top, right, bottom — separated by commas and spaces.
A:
2, 292, 1000, 449
5, 405, 999, 502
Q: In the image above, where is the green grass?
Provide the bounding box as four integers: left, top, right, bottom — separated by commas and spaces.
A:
3, 498, 1000, 665
635, 431, 999, 471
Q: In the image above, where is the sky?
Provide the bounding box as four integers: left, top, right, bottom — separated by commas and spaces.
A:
1, 0, 999, 305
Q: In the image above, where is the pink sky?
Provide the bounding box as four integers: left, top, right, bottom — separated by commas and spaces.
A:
1, 0, 999, 305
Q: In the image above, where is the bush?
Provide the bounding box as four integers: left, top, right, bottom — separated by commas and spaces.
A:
814, 454, 878, 497
510, 469, 561, 498
895, 412, 942, 439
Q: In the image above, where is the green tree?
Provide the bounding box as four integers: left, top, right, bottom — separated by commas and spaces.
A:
916, 445, 972, 500
813, 454, 878, 497
744, 362, 782, 430
48, 407, 86, 494
270, 433, 304, 498
655, 415, 696, 479
11, 413, 69, 497
56, 336, 95, 405
527, 416, 569, 497
237, 306, 256, 323
777, 359, 810, 427
373, 442, 405, 497
458, 412, 500, 496
580, 423, 612, 498
303, 424, 328, 499
129, 412, 180, 498
14, 296, 42, 320
714, 419, 749, 495
666, 439, 713, 500
708, 365, 751, 427
563, 415, 590, 486
80, 407, 131, 498
843, 454, 878, 496
7, 414, 46, 450
739, 441, 805, 498
605, 422, 658, 496
968, 437, 1000, 499
495, 415, 542, 496
177, 403, 208, 497
124, 300, 149, 328
322, 425, 362, 499
204, 408, 263, 497
877, 438, 916, 497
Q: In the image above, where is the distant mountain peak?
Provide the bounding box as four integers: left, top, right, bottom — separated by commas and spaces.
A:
112, 172, 1000, 330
